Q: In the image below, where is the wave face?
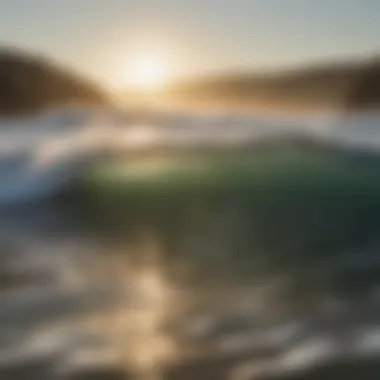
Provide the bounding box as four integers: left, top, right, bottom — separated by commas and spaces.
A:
1, 106, 380, 203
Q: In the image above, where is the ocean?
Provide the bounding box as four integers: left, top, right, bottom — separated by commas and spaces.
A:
0, 106, 380, 379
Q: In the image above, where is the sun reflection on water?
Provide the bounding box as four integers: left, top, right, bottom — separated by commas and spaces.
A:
75, 231, 180, 380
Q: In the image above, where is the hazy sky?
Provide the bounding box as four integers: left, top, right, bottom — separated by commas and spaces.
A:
1, 0, 380, 89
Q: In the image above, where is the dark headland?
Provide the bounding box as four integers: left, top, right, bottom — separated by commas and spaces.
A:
0, 48, 109, 116
158, 56, 380, 113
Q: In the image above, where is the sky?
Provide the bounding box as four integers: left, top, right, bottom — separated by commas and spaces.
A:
1, 0, 380, 89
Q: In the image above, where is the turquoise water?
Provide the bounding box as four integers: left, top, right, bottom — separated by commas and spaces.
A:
81, 141, 380, 298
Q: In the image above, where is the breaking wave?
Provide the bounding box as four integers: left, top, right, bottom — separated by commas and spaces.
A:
0, 106, 380, 203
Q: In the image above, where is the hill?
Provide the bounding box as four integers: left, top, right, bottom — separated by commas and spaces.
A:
162, 57, 380, 112
0, 49, 109, 115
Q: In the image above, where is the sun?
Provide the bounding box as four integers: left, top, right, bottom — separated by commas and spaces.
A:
125, 56, 167, 91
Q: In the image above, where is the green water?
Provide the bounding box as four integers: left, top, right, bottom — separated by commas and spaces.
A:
78, 144, 380, 300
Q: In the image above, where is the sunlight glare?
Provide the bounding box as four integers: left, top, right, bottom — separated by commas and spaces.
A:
126, 56, 167, 90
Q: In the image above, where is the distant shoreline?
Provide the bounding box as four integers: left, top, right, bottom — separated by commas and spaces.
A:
1, 48, 380, 118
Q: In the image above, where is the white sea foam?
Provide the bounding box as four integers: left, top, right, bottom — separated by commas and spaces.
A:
0, 106, 380, 202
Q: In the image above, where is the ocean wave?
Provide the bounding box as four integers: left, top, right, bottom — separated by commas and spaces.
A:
0, 107, 380, 203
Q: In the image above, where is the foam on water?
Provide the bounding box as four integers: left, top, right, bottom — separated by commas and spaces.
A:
0, 106, 379, 202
